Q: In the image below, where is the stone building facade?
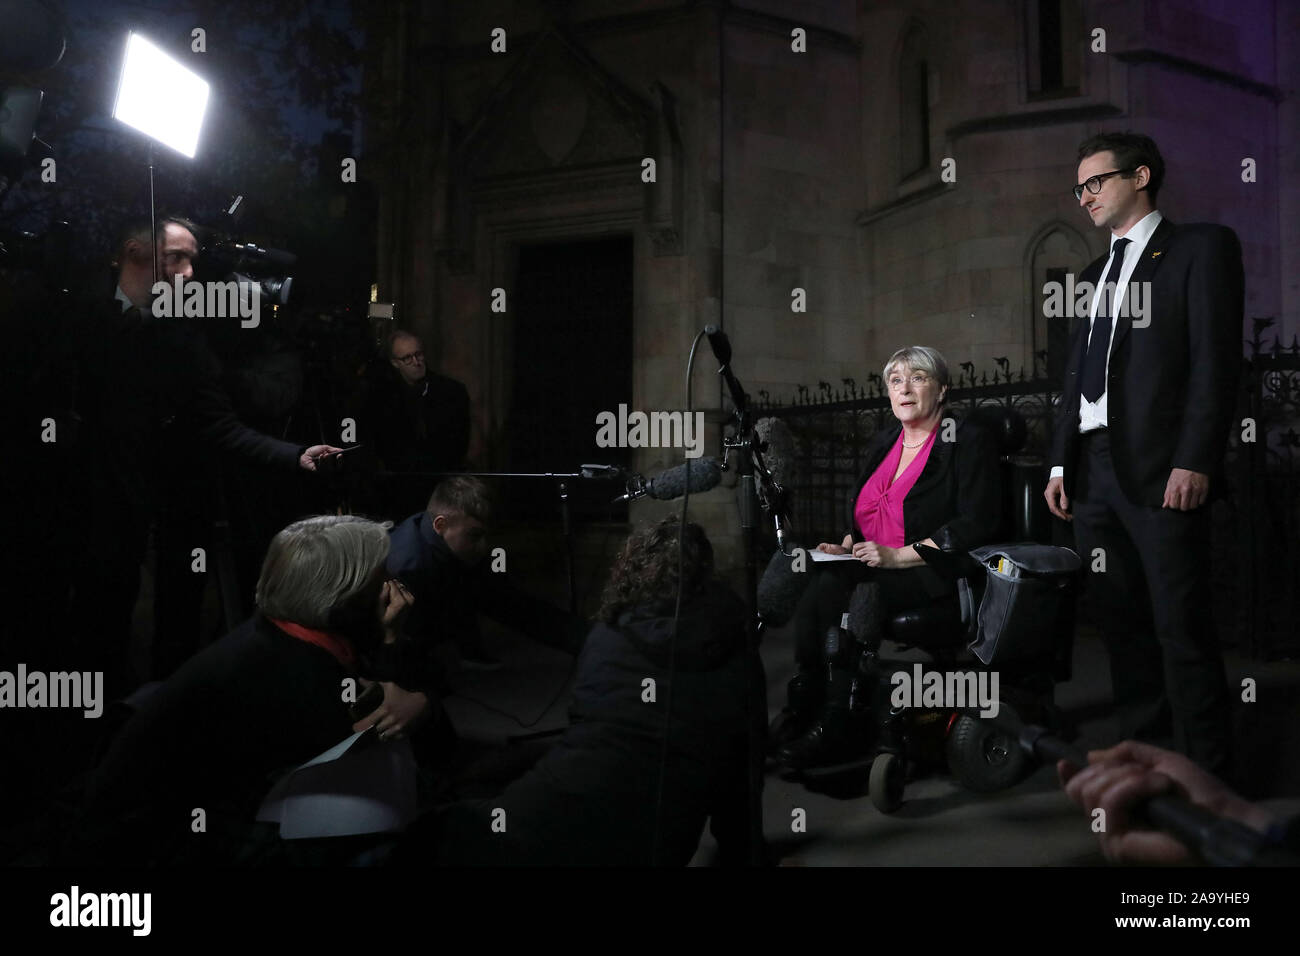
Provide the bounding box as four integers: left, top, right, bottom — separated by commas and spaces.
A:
361, 0, 1296, 577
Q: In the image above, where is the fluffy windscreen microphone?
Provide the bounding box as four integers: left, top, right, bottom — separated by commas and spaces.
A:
846, 581, 884, 645
757, 546, 813, 627
645, 457, 723, 500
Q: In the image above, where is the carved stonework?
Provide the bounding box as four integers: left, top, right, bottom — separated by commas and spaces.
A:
459, 30, 651, 180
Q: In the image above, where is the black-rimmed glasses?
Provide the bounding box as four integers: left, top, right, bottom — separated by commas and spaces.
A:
1073, 168, 1133, 201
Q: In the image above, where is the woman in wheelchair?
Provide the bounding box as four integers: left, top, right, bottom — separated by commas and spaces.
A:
772, 345, 1002, 774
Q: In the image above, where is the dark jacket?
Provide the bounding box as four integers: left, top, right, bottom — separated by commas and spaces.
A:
844, 415, 1003, 563
386, 511, 587, 665
72, 297, 302, 518
366, 369, 470, 474
414, 580, 765, 866
66, 614, 358, 865
1050, 220, 1243, 507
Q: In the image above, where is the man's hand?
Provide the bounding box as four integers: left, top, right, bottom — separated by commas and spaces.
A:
852, 540, 895, 568
1044, 476, 1072, 521
352, 681, 430, 741
1162, 468, 1210, 511
1057, 740, 1274, 865
379, 579, 414, 641
299, 444, 344, 471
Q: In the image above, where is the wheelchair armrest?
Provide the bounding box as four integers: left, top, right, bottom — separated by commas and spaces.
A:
913, 542, 981, 581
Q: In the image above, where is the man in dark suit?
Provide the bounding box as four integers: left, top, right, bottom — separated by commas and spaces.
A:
367, 329, 471, 519
1045, 132, 1243, 776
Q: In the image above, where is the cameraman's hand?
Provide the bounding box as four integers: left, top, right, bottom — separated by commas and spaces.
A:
299, 444, 344, 471
1058, 740, 1275, 865
352, 682, 430, 740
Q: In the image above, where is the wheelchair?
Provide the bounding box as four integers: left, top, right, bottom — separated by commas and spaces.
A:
851, 541, 1080, 812
772, 407, 1081, 811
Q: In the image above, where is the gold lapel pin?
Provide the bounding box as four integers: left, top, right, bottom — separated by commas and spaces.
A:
1151, 251, 1162, 258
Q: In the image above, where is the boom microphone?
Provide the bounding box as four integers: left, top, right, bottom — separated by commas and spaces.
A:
621, 457, 723, 501
757, 546, 813, 627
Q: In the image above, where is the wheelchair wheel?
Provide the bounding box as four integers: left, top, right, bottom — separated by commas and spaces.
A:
868, 752, 905, 813
946, 706, 1028, 793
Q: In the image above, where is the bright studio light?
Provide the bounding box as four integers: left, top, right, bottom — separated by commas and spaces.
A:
112, 32, 209, 158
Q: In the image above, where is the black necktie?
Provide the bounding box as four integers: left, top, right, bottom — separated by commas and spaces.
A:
1080, 237, 1131, 403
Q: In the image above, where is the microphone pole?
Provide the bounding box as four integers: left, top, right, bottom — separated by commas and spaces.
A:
704, 324, 764, 866
1010, 720, 1300, 866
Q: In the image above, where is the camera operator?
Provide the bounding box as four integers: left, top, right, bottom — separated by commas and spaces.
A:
61, 215, 341, 698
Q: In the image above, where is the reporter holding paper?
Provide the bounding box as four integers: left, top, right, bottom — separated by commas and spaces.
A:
62, 516, 414, 865
771, 346, 1002, 773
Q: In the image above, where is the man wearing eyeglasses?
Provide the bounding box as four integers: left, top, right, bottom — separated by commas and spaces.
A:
1044, 132, 1243, 778
63, 216, 343, 696
367, 329, 471, 518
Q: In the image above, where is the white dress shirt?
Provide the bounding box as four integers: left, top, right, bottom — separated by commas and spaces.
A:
1051, 209, 1163, 479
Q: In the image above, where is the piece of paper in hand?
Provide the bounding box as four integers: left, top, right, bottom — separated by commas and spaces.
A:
809, 550, 859, 562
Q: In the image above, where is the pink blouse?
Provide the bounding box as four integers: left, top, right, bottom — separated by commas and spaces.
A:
853, 428, 937, 547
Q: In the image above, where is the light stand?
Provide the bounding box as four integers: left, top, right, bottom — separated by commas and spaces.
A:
111, 31, 210, 284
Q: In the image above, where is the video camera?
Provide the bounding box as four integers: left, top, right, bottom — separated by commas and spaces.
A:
200, 236, 296, 307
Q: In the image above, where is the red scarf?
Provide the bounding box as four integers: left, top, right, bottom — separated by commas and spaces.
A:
268, 618, 358, 672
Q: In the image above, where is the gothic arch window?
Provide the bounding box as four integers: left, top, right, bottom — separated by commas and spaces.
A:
898, 26, 930, 179
1026, 0, 1083, 98
1027, 222, 1091, 381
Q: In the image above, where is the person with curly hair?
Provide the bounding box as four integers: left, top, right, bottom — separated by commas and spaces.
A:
397, 515, 765, 866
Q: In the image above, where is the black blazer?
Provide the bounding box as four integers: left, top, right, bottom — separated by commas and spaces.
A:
1050, 219, 1243, 507
366, 369, 471, 473
69, 614, 357, 864
843, 415, 1003, 561
72, 297, 303, 516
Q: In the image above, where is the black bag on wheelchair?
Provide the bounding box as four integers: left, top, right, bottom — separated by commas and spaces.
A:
960, 543, 1081, 667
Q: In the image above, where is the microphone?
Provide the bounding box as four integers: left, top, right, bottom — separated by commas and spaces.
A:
704, 324, 732, 366
757, 545, 813, 627
846, 581, 884, 645
620, 457, 722, 501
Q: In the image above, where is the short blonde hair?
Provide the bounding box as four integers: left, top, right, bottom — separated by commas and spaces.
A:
255, 516, 390, 628
882, 346, 951, 397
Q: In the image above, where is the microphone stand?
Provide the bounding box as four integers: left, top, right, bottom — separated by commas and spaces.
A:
704, 326, 790, 866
